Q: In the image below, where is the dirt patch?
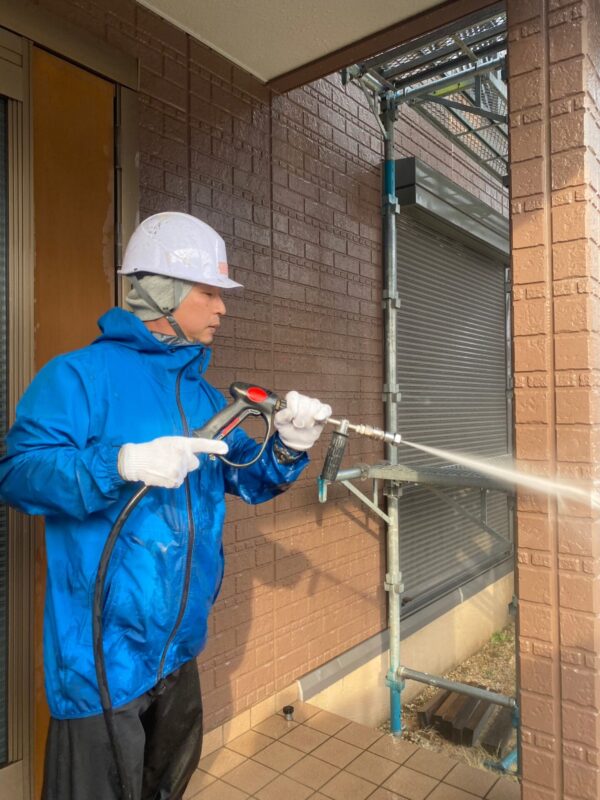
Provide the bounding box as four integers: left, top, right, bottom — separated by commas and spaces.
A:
379, 622, 517, 776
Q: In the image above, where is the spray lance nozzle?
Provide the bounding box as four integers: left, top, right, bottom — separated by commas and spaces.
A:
319, 417, 401, 484
326, 417, 402, 447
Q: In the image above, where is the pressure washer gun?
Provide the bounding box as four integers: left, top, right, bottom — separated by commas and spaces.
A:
192, 382, 284, 468
194, 382, 282, 440
192, 380, 402, 478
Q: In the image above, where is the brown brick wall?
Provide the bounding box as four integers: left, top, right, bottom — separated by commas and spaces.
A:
508, 0, 600, 797
34, 0, 507, 730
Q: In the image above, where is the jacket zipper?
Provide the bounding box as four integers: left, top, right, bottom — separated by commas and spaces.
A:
156, 360, 198, 684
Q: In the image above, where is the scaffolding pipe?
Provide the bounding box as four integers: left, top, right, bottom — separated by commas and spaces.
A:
336, 466, 367, 482
381, 98, 402, 735
398, 665, 517, 709
340, 13, 515, 763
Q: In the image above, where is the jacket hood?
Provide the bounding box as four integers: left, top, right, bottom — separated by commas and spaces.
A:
94, 307, 211, 373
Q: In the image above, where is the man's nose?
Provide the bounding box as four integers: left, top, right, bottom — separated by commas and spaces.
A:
215, 295, 226, 315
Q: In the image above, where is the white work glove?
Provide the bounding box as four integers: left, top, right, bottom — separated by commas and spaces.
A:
118, 436, 228, 488
274, 391, 332, 452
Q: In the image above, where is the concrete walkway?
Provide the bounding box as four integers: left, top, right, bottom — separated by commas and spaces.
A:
184, 702, 520, 800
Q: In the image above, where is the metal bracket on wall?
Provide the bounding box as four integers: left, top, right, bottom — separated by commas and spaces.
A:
334, 475, 511, 552
319, 459, 514, 524
340, 479, 390, 524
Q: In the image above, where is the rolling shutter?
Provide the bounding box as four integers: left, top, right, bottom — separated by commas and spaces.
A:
395, 160, 512, 611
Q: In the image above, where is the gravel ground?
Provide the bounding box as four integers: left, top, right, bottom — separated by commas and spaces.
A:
379, 622, 517, 776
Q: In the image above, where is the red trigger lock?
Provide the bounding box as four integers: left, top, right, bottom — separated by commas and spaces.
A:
247, 386, 268, 403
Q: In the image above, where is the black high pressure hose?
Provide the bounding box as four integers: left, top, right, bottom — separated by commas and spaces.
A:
92, 384, 278, 799
93, 484, 149, 800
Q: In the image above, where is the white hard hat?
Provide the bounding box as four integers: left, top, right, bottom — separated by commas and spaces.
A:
119, 212, 243, 289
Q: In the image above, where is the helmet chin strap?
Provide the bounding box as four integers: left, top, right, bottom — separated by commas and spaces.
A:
129, 275, 192, 342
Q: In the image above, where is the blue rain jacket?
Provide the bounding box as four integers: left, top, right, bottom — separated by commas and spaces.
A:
0, 308, 307, 719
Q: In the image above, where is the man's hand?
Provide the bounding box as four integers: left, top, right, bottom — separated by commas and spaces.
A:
274, 391, 332, 452
118, 436, 228, 488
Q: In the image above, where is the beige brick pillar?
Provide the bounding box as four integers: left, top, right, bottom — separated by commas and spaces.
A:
508, 1, 600, 798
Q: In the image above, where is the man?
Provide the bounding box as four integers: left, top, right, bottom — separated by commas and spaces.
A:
0, 212, 331, 800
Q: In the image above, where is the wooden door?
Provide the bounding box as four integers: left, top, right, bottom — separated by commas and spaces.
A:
31, 46, 115, 798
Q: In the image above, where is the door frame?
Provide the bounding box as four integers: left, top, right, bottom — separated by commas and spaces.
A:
1, 0, 137, 91
0, 13, 139, 798
0, 28, 35, 800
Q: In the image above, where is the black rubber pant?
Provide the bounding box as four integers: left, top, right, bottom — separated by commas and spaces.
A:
42, 660, 203, 800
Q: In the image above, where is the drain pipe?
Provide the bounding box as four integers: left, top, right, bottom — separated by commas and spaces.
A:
380, 95, 403, 735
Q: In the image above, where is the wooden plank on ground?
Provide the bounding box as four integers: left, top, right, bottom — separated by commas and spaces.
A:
417, 690, 450, 727
432, 691, 461, 728
462, 700, 494, 747
451, 696, 480, 743
440, 692, 471, 738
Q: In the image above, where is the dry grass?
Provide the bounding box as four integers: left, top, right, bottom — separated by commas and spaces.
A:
379, 621, 517, 777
